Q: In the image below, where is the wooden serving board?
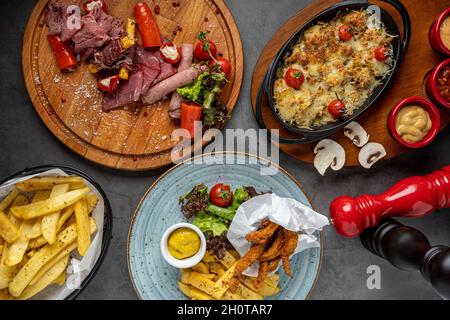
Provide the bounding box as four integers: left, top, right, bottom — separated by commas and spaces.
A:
23, 0, 243, 171
251, 0, 450, 167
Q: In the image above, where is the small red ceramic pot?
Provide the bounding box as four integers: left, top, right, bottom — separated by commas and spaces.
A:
388, 96, 440, 149
425, 58, 450, 109
429, 7, 450, 56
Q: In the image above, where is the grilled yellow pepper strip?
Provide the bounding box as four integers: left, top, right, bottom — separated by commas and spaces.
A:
119, 68, 129, 80
121, 18, 136, 50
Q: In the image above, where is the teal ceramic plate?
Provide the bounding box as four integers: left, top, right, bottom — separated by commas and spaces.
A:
127, 152, 323, 300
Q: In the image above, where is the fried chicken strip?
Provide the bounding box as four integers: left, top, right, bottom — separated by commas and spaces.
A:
245, 221, 279, 245
267, 256, 282, 273
228, 244, 266, 292
260, 229, 284, 261
281, 229, 298, 277
255, 261, 270, 289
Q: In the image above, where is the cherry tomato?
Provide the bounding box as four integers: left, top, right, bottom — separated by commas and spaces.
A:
210, 183, 233, 208
338, 25, 352, 42
195, 40, 217, 61
328, 99, 346, 118
374, 47, 389, 61
209, 58, 232, 77
284, 68, 305, 90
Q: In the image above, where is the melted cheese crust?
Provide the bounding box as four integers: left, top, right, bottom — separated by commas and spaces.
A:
274, 10, 394, 128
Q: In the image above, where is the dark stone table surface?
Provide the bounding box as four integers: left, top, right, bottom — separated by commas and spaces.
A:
0, 0, 449, 299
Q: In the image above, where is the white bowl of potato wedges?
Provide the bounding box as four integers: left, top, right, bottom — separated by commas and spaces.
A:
0, 165, 112, 300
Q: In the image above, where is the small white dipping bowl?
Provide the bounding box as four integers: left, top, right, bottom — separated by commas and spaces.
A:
160, 223, 206, 268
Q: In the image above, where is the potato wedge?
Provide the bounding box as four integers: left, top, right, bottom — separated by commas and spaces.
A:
11, 187, 91, 220
4, 196, 31, 266
57, 206, 74, 233
15, 254, 69, 300
8, 218, 96, 297
187, 272, 217, 297
0, 211, 20, 243
211, 263, 236, 299
52, 270, 66, 286
178, 282, 214, 300
223, 290, 244, 300
15, 176, 85, 192
202, 251, 218, 264
0, 288, 10, 300
86, 194, 99, 213
41, 184, 70, 244
0, 189, 20, 212
28, 236, 47, 250
0, 246, 19, 289
29, 241, 76, 286
241, 276, 280, 297
180, 269, 192, 284
192, 262, 209, 274
24, 191, 51, 240
209, 262, 225, 275
234, 283, 263, 300
218, 250, 237, 269
74, 198, 90, 256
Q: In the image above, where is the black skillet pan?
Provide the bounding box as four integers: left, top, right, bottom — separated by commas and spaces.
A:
255, 0, 411, 144
0, 165, 112, 300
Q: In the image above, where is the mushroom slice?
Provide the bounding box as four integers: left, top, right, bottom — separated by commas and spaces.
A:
313, 139, 346, 176
358, 142, 386, 169
343, 121, 369, 147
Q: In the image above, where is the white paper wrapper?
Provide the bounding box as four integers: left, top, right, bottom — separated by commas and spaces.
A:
0, 169, 105, 300
227, 193, 329, 277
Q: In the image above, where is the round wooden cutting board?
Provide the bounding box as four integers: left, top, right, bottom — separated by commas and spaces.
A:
251, 0, 450, 167
22, 0, 243, 171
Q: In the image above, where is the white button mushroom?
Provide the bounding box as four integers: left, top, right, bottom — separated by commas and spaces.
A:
343, 121, 370, 147
358, 142, 386, 169
313, 139, 346, 176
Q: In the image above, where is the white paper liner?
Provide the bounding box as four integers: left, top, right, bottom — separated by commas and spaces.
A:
0, 169, 104, 300
227, 193, 329, 277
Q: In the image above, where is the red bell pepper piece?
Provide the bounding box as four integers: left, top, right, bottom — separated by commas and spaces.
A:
83, 0, 107, 13
181, 102, 203, 138
98, 75, 120, 93
133, 2, 163, 48
47, 35, 78, 73
160, 43, 181, 64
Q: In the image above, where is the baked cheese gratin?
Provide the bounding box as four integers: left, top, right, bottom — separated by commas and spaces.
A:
274, 10, 395, 128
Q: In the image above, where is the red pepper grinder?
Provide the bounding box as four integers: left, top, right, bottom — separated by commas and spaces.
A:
360, 219, 450, 300
330, 165, 450, 238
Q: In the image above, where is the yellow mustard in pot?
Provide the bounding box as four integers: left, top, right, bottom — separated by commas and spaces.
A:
395, 105, 432, 143
167, 228, 201, 260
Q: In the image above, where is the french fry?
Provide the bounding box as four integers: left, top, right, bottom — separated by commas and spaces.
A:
15, 254, 69, 300
187, 272, 217, 297
57, 206, 74, 232
0, 288, 10, 300
180, 269, 191, 284
25, 191, 51, 240
28, 236, 47, 250
0, 189, 20, 212
86, 193, 99, 213
74, 198, 90, 256
234, 283, 263, 300
223, 290, 244, 300
8, 218, 96, 297
0, 245, 18, 289
10, 187, 91, 220
178, 282, 214, 300
29, 242, 76, 286
211, 263, 236, 299
218, 250, 237, 269
192, 262, 209, 274
26, 250, 35, 258
0, 211, 20, 243
41, 184, 70, 244
15, 176, 85, 192
52, 270, 66, 286
4, 196, 31, 267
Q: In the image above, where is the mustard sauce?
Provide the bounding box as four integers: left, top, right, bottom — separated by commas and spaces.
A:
395, 105, 432, 143
168, 228, 200, 260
